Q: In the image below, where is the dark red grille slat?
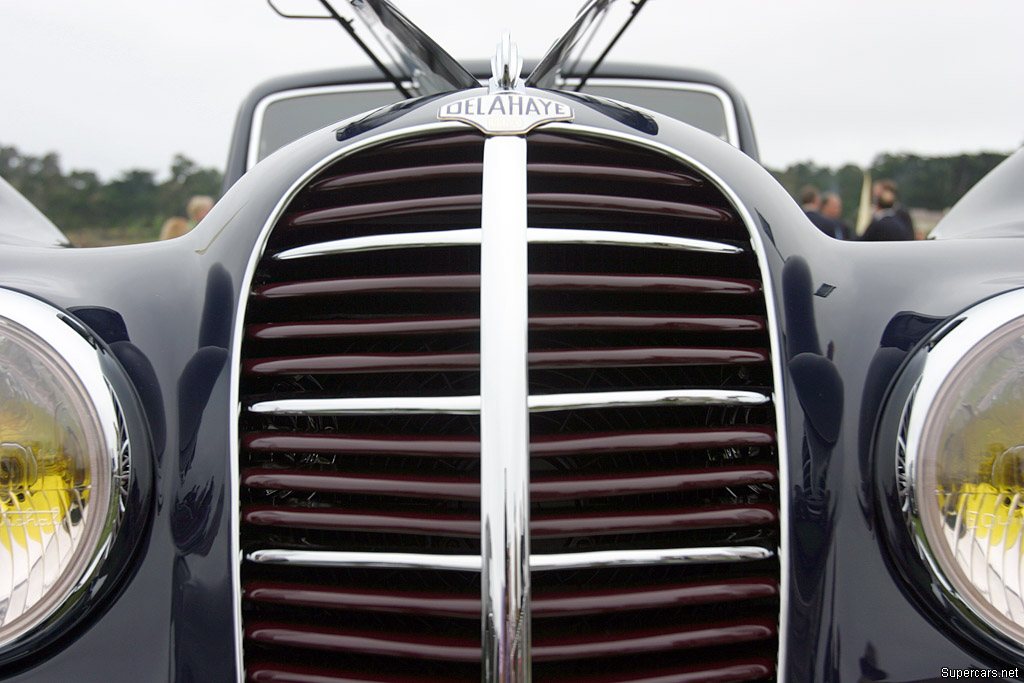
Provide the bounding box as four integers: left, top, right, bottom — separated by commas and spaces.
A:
254, 272, 760, 300
533, 621, 776, 661
548, 659, 774, 683
243, 506, 479, 537
243, 428, 771, 457
529, 192, 735, 223
248, 314, 764, 340
310, 162, 701, 194
242, 465, 776, 501
288, 192, 733, 227
531, 427, 775, 456
533, 578, 779, 617
527, 347, 768, 368
255, 274, 478, 300
531, 505, 777, 538
242, 469, 479, 500
248, 663, 472, 683
288, 194, 481, 226
239, 129, 780, 680
243, 578, 777, 619
311, 163, 483, 192
243, 432, 478, 457
242, 351, 478, 376
243, 505, 774, 538
243, 347, 768, 376
532, 466, 777, 500
246, 624, 480, 662
245, 582, 480, 618
247, 621, 773, 663
527, 163, 703, 187
527, 273, 761, 294
529, 314, 765, 333
247, 661, 771, 683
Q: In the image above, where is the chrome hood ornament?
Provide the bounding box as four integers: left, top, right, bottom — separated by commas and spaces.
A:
489, 32, 523, 93
438, 32, 574, 136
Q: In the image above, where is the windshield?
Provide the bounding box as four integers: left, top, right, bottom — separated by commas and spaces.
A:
249, 80, 737, 169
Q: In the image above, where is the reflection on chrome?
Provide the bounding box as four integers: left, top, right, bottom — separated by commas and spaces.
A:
248, 388, 770, 416
274, 226, 742, 260
247, 546, 774, 571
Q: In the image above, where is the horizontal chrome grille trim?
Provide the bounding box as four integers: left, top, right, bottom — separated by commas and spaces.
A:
248, 550, 481, 571
247, 546, 773, 571
248, 389, 770, 416
250, 395, 479, 415
274, 227, 742, 260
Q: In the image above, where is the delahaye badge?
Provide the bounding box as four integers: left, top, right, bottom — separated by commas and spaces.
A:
438, 92, 575, 135
438, 32, 574, 135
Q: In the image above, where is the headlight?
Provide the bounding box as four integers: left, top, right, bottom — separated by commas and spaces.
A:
0, 289, 128, 648
903, 289, 1024, 644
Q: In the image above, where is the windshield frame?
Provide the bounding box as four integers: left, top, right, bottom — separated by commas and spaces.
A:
245, 77, 741, 172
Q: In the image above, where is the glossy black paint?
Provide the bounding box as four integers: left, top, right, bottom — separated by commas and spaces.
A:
2, 86, 1023, 680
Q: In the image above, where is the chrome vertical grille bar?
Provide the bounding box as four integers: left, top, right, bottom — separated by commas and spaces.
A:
480, 133, 531, 682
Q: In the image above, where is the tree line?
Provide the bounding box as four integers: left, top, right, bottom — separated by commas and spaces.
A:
1, 145, 222, 241
771, 151, 1010, 227
0, 142, 1012, 243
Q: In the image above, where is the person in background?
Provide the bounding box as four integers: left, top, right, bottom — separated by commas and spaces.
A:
800, 185, 842, 239
159, 216, 190, 241
871, 179, 915, 237
862, 181, 914, 241
821, 191, 851, 240
187, 195, 214, 226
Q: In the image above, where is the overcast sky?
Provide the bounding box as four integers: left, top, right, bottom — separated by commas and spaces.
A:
4, 0, 1023, 180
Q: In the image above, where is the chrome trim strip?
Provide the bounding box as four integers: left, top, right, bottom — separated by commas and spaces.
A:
538, 123, 793, 678
480, 134, 531, 681
529, 388, 769, 412
228, 121, 475, 682
528, 227, 742, 254
531, 546, 774, 571
248, 388, 769, 416
250, 395, 480, 415
274, 226, 741, 260
274, 228, 482, 260
247, 546, 773, 571
247, 549, 481, 572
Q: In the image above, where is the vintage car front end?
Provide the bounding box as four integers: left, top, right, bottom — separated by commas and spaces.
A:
2, 2, 1024, 681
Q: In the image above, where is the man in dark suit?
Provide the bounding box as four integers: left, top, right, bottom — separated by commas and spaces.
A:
800, 185, 842, 239
821, 192, 852, 240
862, 181, 914, 241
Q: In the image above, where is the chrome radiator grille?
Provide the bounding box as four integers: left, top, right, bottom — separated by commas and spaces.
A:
238, 129, 780, 682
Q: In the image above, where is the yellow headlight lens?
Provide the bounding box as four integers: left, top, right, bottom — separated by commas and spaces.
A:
0, 292, 121, 647
909, 295, 1024, 643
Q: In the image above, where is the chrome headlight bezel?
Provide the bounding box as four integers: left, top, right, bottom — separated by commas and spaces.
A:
0, 288, 140, 656
900, 288, 1024, 649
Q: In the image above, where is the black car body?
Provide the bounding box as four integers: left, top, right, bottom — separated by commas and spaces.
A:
2, 2, 1024, 680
